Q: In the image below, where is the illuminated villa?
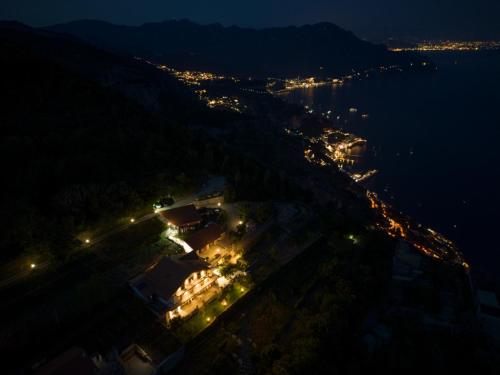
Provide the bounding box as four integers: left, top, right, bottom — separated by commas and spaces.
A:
131, 253, 218, 321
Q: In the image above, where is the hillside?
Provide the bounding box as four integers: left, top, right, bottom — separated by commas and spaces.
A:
0, 23, 212, 261
45, 19, 431, 78
0, 22, 303, 264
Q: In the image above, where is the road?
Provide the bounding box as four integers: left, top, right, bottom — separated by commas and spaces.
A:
0, 261, 50, 290
0, 176, 226, 292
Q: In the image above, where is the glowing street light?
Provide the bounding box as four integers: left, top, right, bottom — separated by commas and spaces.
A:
85, 238, 90, 244
130, 218, 135, 223
221, 300, 228, 306
30, 263, 36, 269
238, 220, 244, 225
206, 317, 211, 322
217, 202, 221, 207
240, 287, 245, 292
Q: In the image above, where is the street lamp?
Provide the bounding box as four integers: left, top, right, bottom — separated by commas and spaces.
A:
85, 239, 90, 244
30, 263, 36, 269
238, 220, 243, 225
130, 218, 135, 223
217, 202, 221, 207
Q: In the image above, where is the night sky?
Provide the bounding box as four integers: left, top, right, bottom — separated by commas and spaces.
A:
1, 0, 499, 40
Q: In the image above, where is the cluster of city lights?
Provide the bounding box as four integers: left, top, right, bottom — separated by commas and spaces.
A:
297, 126, 378, 182
391, 40, 500, 52
205, 96, 246, 112
366, 192, 468, 268
267, 65, 407, 94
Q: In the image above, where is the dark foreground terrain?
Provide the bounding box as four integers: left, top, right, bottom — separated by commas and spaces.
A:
0, 21, 498, 374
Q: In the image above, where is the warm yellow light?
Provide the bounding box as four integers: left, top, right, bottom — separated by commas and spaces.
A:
30, 263, 36, 269
130, 218, 135, 223
238, 220, 243, 225
206, 317, 211, 322
240, 287, 245, 292
85, 238, 90, 244
217, 202, 221, 207
154, 209, 159, 214
221, 300, 228, 306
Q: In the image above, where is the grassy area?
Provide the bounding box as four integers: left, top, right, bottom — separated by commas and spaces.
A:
243, 224, 284, 265
0, 216, 183, 371
76, 204, 157, 243
174, 276, 253, 340
0, 254, 42, 281
0, 211, 168, 291
89, 218, 164, 255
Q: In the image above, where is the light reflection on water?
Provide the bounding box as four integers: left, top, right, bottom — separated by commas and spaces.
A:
280, 51, 500, 283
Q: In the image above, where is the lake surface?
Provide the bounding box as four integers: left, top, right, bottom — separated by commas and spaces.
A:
281, 51, 500, 284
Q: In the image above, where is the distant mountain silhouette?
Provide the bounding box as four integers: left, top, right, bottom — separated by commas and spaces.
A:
45, 19, 430, 78
0, 21, 202, 116
0, 21, 218, 262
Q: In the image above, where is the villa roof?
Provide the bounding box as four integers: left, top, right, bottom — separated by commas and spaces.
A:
134, 255, 209, 302
184, 223, 224, 252
37, 347, 97, 375
161, 204, 201, 227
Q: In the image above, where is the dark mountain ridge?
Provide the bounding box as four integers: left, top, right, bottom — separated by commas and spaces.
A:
45, 19, 430, 78
0, 22, 210, 261
0, 20, 200, 116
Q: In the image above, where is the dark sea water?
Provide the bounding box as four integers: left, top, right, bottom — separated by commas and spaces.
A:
281, 51, 500, 285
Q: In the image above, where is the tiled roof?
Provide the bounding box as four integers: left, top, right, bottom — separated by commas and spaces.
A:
134, 255, 209, 302
161, 204, 201, 227
184, 223, 224, 252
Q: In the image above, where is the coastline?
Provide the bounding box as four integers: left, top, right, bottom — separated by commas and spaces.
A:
276, 51, 500, 286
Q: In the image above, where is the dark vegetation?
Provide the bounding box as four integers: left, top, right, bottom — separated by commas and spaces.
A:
0, 219, 175, 373
172, 209, 395, 374
173, 207, 499, 375
0, 20, 497, 375
46, 19, 432, 78
0, 24, 304, 265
